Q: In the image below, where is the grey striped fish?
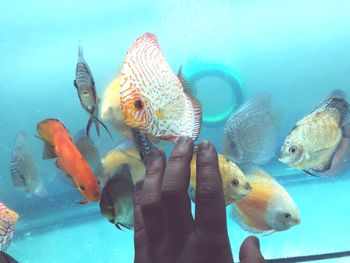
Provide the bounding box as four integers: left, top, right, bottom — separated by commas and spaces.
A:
223, 93, 277, 165
119, 33, 202, 143
74, 44, 112, 139
10, 131, 46, 197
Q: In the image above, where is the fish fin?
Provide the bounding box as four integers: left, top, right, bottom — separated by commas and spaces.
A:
184, 92, 202, 141
86, 116, 94, 138
78, 42, 84, 59
96, 117, 113, 140
119, 223, 133, 230
157, 94, 186, 121
43, 142, 56, 159
73, 80, 78, 89
55, 159, 64, 171
177, 66, 195, 96
262, 230, 277, 237
309, 145, 341, 173
343, 123, 350, 138
313, 97, 349, 124
79, 199, 89, 205
115, 223, 123, 230
328, 89, 346, 100
302, 169, 320, 177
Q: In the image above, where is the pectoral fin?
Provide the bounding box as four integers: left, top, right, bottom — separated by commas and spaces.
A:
43, 143, 56, 159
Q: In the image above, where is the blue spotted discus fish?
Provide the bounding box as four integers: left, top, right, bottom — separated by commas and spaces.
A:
223, 93, 278, 165
119, 33, 202, 143
74, 44, 112, 139
0, 203, 19, 251
279, 95, 350, 175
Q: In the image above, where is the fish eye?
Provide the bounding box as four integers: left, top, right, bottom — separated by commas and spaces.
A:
231, 179, 239, 187
289, 146, 297, 154
284, 213, 291, 219
134, 100, 144, 110
80, 185, 86, 191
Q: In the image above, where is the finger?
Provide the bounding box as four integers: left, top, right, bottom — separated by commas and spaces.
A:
161, 136, 194, 236
239, 236, 265, 263
134, 180, 152, 263
140, 149, 166, 244
195, 141, 227, 235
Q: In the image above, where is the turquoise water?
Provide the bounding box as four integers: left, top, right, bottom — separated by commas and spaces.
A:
1, 0, 350, 262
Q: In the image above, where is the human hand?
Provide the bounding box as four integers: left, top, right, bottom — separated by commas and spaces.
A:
133, 137, 265, 263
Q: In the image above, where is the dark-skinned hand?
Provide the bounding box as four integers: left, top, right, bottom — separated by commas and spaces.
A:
133, 137, 265, 263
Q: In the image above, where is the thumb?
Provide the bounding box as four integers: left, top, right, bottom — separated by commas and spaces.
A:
239, 236, 265, 263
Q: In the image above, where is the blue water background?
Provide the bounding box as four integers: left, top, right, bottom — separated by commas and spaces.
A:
1, 0, 350, 262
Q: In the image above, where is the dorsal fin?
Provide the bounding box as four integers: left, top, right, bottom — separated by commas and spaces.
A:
313, 97, 349, 124
177, 66, 195, 96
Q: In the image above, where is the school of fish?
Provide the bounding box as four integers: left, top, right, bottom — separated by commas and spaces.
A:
4, 32, 350, 253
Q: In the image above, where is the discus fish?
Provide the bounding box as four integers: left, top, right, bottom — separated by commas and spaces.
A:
99, 164, 134, 230
37, 119, 101, 204
101, 144, 146, 184
119, 33, 202, 143
279, 96, 349, 174
223, 93, 277, 165
0, 203, 19, 251
190, 153, 252, 205
10, 131, 46, 197
74, 44, 112, 139
230, 166, 300, 234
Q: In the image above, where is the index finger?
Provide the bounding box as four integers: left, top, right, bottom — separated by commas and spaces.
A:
195, 141, 228, 235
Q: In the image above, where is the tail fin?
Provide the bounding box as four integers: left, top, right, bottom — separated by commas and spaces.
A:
86, 116, 113, 140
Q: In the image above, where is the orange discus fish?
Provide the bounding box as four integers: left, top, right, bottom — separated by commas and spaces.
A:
0, 203, 19, 251
119, 32, 202, 143
37, 119, 101, 204
230, 166, 300, 234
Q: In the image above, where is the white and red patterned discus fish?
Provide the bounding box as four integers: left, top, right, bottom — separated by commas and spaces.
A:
119, 33, 202, 142
0, 203, 19, 251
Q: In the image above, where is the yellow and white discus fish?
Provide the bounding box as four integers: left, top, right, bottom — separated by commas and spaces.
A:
279, 96, 349, 174
190, 153, 252, 205
230, 166, 300, 234
119, 33, 202, 143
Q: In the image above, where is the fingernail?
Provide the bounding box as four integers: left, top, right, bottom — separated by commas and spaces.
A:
199, 141, 210, 151
178, 136, 191, 145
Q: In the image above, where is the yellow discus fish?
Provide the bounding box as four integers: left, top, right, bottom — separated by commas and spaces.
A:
279, 97, 349, 174
190, 153, 252, 205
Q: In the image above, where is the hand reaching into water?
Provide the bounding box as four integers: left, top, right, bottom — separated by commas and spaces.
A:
133, 137, 265, 263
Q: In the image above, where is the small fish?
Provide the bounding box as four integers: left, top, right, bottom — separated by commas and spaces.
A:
99, 164, 134, 230
230, 166, 300, 234
0, 203, 19, 251
10, 131, 46, 197
74, 44, 112, 139
223, 93, 277, 165
101, 143, 146, 184
190, 153, 252, 205
119, 33, 202, 143
37, 119, 101, 204
279, 95, 349, 174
